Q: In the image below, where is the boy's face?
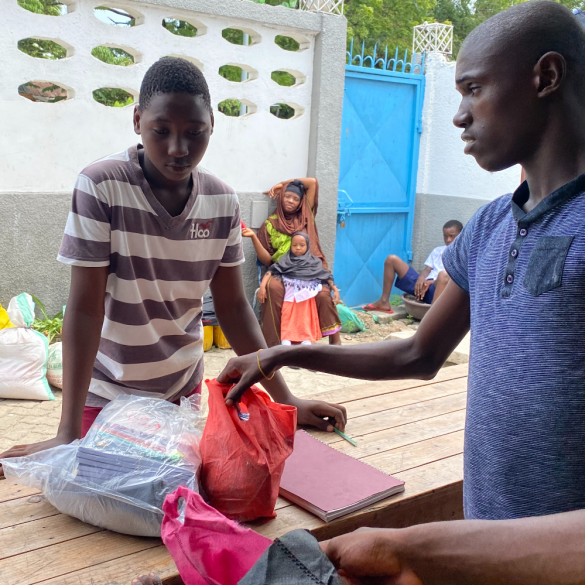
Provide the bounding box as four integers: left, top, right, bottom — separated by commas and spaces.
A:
443, 227, 460, 246
453, 41, 543, 172
134, 93, 213, 183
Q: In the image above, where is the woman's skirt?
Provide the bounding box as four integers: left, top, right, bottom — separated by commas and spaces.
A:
280, 297, 322, 344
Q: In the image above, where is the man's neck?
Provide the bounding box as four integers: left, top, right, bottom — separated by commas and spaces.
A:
522, 112, 585, 213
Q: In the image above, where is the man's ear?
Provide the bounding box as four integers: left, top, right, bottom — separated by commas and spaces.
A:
535, 51, 566, 98
210, 110, 215, 136
133, 105, 141, 136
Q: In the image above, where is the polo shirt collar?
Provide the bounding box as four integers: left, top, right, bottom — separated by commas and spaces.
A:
511, 173, 585, 225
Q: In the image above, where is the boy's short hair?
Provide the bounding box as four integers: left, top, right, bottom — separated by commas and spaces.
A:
138, 57, 212, 113
443, 220, 463, 233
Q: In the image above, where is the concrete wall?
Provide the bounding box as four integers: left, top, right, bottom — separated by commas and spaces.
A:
0, 0, 346, 313
412, 54, 521, 270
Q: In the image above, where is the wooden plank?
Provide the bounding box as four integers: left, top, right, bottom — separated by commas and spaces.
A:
312, 392, 467, 444
252, 454, 464, 540
0, 481, 40, 503
0, 530, 161, 585
0, 493, 59, 529
37, 545, 181, 585
333, 408, 466, 458
304, 364, 468, 404
0, 514, 103, 560
323, 393, 466, 450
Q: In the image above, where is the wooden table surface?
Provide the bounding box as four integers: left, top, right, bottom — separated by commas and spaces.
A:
0, 364, 468, 585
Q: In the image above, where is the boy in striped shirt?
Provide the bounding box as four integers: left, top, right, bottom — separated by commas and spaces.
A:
0, 58, 346, 465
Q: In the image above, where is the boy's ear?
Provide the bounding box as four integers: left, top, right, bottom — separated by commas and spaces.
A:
210, 110, 215, 136
535, 51, 566, 99
133, 105, 142, 136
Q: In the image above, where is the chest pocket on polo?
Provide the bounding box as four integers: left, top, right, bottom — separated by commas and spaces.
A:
523, 235, 574, 296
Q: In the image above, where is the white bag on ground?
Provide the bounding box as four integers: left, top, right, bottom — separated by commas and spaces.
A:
47, 342, 63, 389
0, 293, 54, 400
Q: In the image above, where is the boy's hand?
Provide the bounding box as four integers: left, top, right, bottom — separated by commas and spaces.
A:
414, 278, 433, 301
242, 227, 255, 238
257, 287, 267, 303
0, 433, 77, 478
323, 528, 422, 585
218, 353, 347, 432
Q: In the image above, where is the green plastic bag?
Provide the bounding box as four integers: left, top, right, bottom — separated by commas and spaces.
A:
336, 304, 366, 333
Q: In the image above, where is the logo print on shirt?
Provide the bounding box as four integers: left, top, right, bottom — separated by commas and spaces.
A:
190, 220, 213, 239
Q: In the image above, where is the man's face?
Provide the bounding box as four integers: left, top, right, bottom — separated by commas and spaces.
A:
443, 227, 460, 246
134, 92, 213, 183
453, 41, 543, 172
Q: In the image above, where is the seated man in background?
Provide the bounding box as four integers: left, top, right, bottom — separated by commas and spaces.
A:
363, 220, 463, 313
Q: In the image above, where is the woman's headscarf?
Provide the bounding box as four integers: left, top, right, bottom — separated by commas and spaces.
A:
259, 179, 329, 269
269, 232, 333, 282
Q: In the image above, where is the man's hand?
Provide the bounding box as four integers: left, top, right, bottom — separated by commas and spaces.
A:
218, 351, 347, 432
0, 432, 77, 478
323, 528, 422, 585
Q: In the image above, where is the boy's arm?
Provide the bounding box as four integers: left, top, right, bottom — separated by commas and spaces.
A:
324, 509, 585, 585
0, 266, 107, 473
218, 279, 470, 402
210, 266, 347, 431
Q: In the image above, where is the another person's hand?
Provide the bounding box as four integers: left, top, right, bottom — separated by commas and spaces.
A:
264, 182, 284, 200
414, 278, 432, 301
257, 286, 267, 303
0, 433, 77, 478
218, 352, 347, 432
323, 528, 422, 585
242, 227, 256, 238
332, 288, 340, 305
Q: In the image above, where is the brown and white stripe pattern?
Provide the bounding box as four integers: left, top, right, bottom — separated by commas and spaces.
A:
58, 145, 244, 405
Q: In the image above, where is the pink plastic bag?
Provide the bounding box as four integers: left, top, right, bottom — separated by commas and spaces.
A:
161, 486, 272, 585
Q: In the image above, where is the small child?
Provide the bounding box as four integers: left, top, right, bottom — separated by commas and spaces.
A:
258, 232, 339, 345
363, 219, 463, 313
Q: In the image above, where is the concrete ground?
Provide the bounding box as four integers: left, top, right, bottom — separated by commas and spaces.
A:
0, 313, 467, 453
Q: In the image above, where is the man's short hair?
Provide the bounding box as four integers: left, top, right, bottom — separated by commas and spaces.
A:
444, 220, 463, 233
138, 57, 212, 112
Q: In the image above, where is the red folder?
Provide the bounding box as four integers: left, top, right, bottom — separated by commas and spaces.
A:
279, 430, 405, 522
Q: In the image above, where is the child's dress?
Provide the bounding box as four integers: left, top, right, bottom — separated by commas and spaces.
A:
280, 277, 322, 343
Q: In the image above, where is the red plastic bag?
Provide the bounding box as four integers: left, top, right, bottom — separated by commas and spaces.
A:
162, 486, 272, 585
200, 379, 297, 522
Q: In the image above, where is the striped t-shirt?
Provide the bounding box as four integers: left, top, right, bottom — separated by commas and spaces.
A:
58, 145, 244, 406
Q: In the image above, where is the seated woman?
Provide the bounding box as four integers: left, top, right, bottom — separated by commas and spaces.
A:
258, 232, 340, 346
242, 178, 342, 346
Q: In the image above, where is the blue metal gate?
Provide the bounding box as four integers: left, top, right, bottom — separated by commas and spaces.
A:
333, 44, 426, 307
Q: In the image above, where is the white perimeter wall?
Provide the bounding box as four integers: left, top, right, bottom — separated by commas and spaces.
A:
1, 0, 317, 193
417, 54, 521, 201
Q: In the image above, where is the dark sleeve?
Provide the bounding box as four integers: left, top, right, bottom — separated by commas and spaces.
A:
257, 222, 275, 260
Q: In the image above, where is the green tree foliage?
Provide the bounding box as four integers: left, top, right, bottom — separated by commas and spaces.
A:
275, 35, 301, 51
162, 18, 197, 37
93, 88, 134, 108
271, 71, 297, 86
219, 65, 248, 82
17, 0, 64, 16
91, 46, 134, 66
218, 99, 245, 116
18, 38, 67, 59
345, 0, 585, 59
94, 6, 136, 26
270, 103, 296, 119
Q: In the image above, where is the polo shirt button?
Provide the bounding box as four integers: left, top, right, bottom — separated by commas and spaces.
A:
511, 249, 518, 258
520, 228, 527, 237
506, 274, 514, 284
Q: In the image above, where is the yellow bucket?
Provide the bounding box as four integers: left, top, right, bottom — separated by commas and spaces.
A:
203, 325, 214, 352
213, 326, 231, 349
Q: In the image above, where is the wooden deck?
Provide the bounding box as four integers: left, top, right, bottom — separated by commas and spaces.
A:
0, 364, 468, 585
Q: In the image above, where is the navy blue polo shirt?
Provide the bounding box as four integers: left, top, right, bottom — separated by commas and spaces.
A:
443, 173, 585, 520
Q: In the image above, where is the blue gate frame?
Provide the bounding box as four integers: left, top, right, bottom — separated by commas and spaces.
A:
334, 43, 426, 307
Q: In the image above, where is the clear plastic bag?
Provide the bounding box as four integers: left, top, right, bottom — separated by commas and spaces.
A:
1, 395, 203, 537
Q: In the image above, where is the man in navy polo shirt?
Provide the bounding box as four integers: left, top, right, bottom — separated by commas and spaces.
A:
218, 1, 585, 580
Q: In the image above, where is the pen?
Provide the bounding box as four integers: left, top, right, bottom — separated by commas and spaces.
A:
334, 427, 357, 447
